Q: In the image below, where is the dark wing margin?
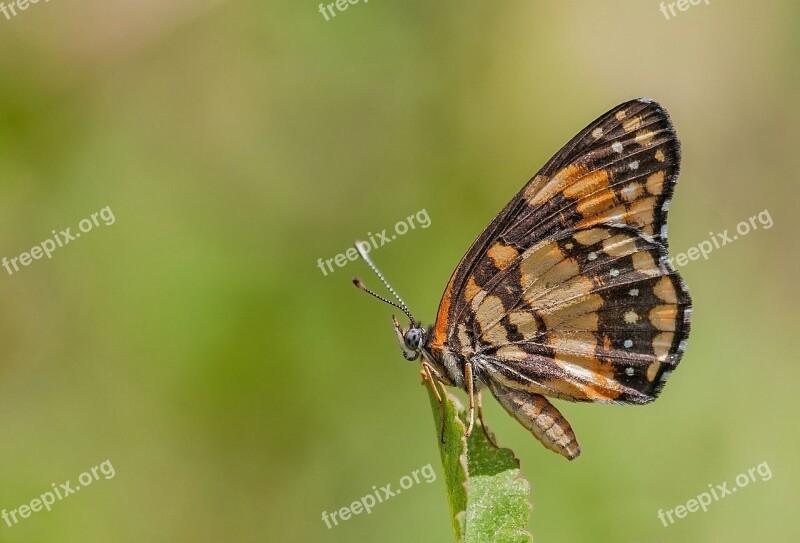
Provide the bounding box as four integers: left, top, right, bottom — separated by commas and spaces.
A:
431, 98, 682, 360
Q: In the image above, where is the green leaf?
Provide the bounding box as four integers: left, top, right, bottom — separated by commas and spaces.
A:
426, 379, 533, 543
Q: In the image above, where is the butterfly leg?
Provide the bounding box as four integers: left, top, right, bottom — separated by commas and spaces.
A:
476, 391, 499, 448
421, 362, 446, 443
464, 362, 475, 437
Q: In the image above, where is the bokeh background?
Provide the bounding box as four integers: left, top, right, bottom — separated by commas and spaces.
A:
0, 1, 798, 541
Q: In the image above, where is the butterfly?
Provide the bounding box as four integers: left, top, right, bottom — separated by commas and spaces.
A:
353, 98, 692, 460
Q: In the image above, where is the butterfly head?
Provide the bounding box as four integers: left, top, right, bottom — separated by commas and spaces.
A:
352, 241, 430, 362
391, 315, 426, 361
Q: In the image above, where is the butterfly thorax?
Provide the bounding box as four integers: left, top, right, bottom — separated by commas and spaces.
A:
425, 343, 470, 389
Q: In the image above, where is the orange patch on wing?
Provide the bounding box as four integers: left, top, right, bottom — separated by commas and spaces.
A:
653, 331, 674, 361
475, 294, 506, 328
584, 384, 622, 401
508, 309, 539, 336
529, 165, 612, 207
431, 279, 454, 350
527, 166, 587, 206
576, 188, 617, 217
635, 130, 655, 145
559, 311, 599, 332
532, 274, 595, 317
646, 171, 665, 195
487, 242, 520, 270
632, 251, 660, 276
548, 331, 598, 358
519, 240, 567, 291
655, 149, 666, 162
649, 305, 678, 331
536, 258, 580, 293
465, 276, 481, 301
563, 354, 617, 380
573, 227, 611, 246
628, 197, 656, 227
551, 354, 621, 401
542, 378, 601, 401
602, 233, 637, 258
540, 292, 603, 329
475, 294, 509, 344
623, 116, 642, 132
575, 204, 627, 228
653, 276, 677, 303
646, 361, 661, 382
563, 168, 612, 199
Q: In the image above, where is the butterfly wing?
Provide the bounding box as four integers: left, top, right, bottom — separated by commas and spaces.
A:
471, 224, 691, 404
431, 98, 690, 404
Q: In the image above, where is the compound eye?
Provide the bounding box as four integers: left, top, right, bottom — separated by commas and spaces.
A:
404, 328, 423, 350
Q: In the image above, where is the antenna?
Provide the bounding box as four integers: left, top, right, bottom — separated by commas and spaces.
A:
352, 241, 416, 325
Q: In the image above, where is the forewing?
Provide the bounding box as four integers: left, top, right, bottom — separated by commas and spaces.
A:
431, 98, 681, 355
472, 225, 691, 403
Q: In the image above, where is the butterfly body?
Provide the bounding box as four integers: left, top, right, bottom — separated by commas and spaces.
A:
359, 98, 692, 460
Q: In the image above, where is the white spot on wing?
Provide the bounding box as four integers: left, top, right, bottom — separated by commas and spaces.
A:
624, 310, 640, 324
621, 183, 639, 200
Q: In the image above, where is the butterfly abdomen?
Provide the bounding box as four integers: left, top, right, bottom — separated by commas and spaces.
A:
490, 380, 581, 460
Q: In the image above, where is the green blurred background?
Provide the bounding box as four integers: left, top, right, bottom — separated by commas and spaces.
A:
0, 1, 798, 541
